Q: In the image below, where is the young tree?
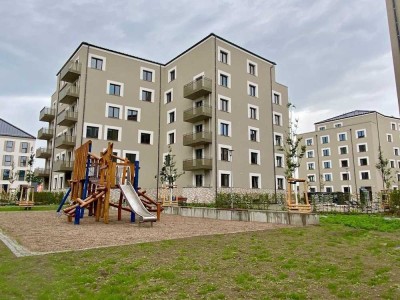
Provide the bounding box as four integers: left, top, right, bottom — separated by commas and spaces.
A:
279, 103, 306, 179
159, 146, 184, 201
376, 146, 393, 190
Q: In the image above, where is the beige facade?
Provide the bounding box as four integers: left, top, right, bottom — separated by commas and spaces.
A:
299, 111, 400, 196
37, 34, 289, 201
386, 0, 400, 110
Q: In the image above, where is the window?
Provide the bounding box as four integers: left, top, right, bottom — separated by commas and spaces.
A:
249, 63, 256, 75
107, 129, 119, 141
195, 124, 203, 133
2, 169, 10, 180
249, 84, 256, 97
323, 161, 331, 169
339, 146, 348, 155
321, 136, 329, 144
127, 109, 138, 121
19, 156, 27, 167
273, 114, 281, 126
142, 70, 153, 82
169, 69, 176, 82
168, 132, 175, 144
249, 128, 258, 142
249, 107, 257, 119
338, 133, 347, 141
195, 174, 203, 187
387, 134, 393, 142
220, 51, 228, 64
250, 152, 258, 165
166, 92, 172, 103
220, 98, 229, 112
275, 134, 283, 146
140, 133, 151, 144
5, 141, 14, 152
126, 153, 137, 163
356, 130, 366, 138
342, 173, 350, 181
308, 175, 315, 182
108, 106, 120, 118
318, 126, 326, 131
141, 90, 152, 102
273, 93, 280, 105
221, 173, 230, 187
325, 187, 333, 193
395, 148, 400, 156
306, 138, 313, 146
168, 110, 175, 123
358, 144, 367, 152
390, 160, 395, 168
251, 175, 260, 189
277, 177, 284, 190
18, 170, 25, 181
322, 149, 330, 156
109, 83, 121, 96
391, 123, 396, 130
334, 123, 342, 128
309, 187, 316, 193
220, 74, 228, 87
91, 57, 103, 70
307, 163, 315, 170
276, 155, 283, 168
307, 150, 314, 158
220, 123, 229, 136
340, 159, 349, 168
324, 174, 332, 181
359, 158, 368, 166
221, 148, 229, 161
360, 171, 369, 180
21, 142, 29, 153
4, 155, 12, 166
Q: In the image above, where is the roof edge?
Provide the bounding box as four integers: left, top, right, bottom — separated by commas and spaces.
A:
0, 118, 35, 139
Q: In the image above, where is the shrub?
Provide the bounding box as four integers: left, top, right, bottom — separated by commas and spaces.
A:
389, 190, 400, 215
215, 192, 273, 210
33, 191, 65, 205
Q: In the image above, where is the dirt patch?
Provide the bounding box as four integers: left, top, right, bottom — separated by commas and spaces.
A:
0, 210, 288, 253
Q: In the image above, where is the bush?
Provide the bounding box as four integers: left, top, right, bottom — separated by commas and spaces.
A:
215, 192, 274, 210
33, 191, 65, 205
389, 190, 400, 215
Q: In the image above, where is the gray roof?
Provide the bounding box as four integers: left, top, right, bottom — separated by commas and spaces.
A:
0, 119, 35, 139
315, 110, 375, 124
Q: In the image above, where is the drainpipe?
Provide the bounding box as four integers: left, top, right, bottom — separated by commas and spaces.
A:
214, 36, 218, 198
269, 65, 277, 199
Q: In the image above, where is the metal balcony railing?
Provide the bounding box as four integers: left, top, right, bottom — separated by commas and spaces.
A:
183, 105, 212, 123
39, 107, 55, 122
60, 61, 81, 83
183, 77, 212, 100
183, 158, 212, 171
183, 131, 212, 146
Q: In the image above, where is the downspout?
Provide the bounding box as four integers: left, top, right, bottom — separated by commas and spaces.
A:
349, 128, 358, 197
269, 65, 277, 198
51, 76, 61, 191
156, 65, 162, 201
214, 36, 218, 198
80, 46, 89, 146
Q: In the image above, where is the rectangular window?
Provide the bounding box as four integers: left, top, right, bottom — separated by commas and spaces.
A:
140, 133, 151, 144
307, 163, 315, 170
220, 99, 229, 112
339, 146, 348, 155
142, 70, 153, 82
334, 123, 342, 128
221, 173, 230, 188
308, 175, 315, 182
91, 57, 103, 70
338, 133, 347, 141
126, 153, 137, 163
195, 174, 203, 187
4, 155, 12, 166
127, 109, 138, 121
250, 129, 257, 141
249, 107, 257, 119
2, 169, 10, 180
168, 132, 175, 145
86, 126, 99, 138
273, 114, 281, 126
390, 160, 395, 168
169, 111, 175, 123
340, 160, 349, 168
276, 156, 283, 168
221, 148, 229, 161
273, 93, 280, 104
250, 152, 258, 164
277, 178, 284, 190
251, 176, 259, 189
249, 85, 256, 97
361, 172, 369, 180
395, 148, 400, 156
169, 70, 176, 81
107, 129, 119, 141
108, 106, 120, 118
19, 156, 27, 167
321, 136, 329, 144
357, 130, 365, 138
306, 138, 313, 146
275, 134, 282, 146
322, 149, 330, 156
324, 174, 332, 181
220, 123, 229, 136
323, 161, 331, 169
220, 74, 228, 87
387, 134, 393, 142
18, 170, 25, 181
141, 90, 152, 102
109, 84, 121, 96
220, 51, 228, 64
359, 158, 368, 166
21, 142, 29, 153
342, 173, 350, 181
307, 151, 314, 158
391, 123, 396, 130
358, 144, 367, 152
319, 126, 326, 131
249, 63, 256, 75
5, 141, 14, 152
166, 92, 172, 103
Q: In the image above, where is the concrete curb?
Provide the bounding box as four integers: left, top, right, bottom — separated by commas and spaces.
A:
0, 230, 38, 257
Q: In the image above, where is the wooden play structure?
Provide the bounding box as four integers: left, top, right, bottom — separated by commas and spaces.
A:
286, 178, 311, 212
57, 141, 162, 225
18, 186, 35, 209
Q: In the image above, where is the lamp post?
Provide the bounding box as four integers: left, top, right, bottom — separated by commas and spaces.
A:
228, 149, 234, 209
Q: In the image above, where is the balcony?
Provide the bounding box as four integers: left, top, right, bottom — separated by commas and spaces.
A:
55, 135, 76, 149
59, 83, 79, 105
183, 158, 213, 171
37, 128, 53, 140
57, 110, 78, 127
183, 105, 212, 123
60, 61, 81, 83
36, 147, 52, 159
53, 160, 74, 173
183, 131, 212, 146
39, 107, 55, 122
183, 77, 212, 100
34, 168, 50, 177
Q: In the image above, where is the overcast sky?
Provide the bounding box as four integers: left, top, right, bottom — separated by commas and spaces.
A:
0, 0, 397, 156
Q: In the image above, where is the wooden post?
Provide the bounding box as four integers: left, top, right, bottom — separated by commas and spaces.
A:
118, 191, 123, 221
156, 203, 161, 221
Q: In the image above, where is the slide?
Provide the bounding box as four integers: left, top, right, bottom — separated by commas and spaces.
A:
119, 182, 157, 222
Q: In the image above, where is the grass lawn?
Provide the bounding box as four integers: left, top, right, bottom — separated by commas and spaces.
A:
0, 205, 59, 212
0, 214, 399, 299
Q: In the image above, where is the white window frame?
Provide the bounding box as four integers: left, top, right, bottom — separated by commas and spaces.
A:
305, 138, 313, 146
247, 59, 258, 76
125, 106, 141, 122
355, 129, 366, 139
107, 80, 124, 97
164, 88, 173, 104
247, 81, 258, 97
325, 186, 334, 192
218, 70, 231, 88
334, 122, 343, 128
357, 143, 368, 153
104, 125, 122, 142
307, 174, 316, 183
167, 129, 176, 145
83, 122, 102, 139
138, 130, 154, 145
387, 133, 393, 142
338, 145, 348, 155
273, 111, 283, 126
337, 132, 347, 142
340, 158, 350, 168
122, 150, 140, 162
218, 46, 231, 65
218, 144, 233, 162
218, 170, 232, 188
359, 170, 371, 180
248, 104, 259, 120
249, 173, 262, 189
249, 149, 261, 165
321, 135, 330, 144
167, 108, 177, 124
358, 156, 369, 167
218, 94, 231, 113
318, 126, 326, 131
322, 160, 332, 169
192, 172, 205, 187
140, 66, 155, 82
218, 119, 232, 137
394, 147, 400, 156
321, 148, 331, 157
340, 172, 351, 181
341, 185, 352, 193
275, 154, 284, 168
276, 175, 286, 190
139, 87, 155, 103
248, 126, 260, 142
306, 150, 315, 158
274, 132, 284, 146
323, 173, 333, 182
307, 162, 315, 170
168, 66, 177, 82
272, 90, 281, 105
193, 72, 205, 81
390, 159, 396, 168
391, 122, 397, 130
105, 103, 123, 119
88, 53, 106, 71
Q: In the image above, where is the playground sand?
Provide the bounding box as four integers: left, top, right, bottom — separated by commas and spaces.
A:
0, 210, 287, 253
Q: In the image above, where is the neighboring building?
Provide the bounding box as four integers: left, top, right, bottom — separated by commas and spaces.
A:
386, 0, 400, 110
0, 119, 35, 193
37, 33, 289, 202
299, 110, 400, 197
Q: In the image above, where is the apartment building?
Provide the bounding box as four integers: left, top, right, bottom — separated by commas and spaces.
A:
0, 119, 35, 192
386, 0, 400, 110
36, 33, 289, 202
299, 110, 400, 197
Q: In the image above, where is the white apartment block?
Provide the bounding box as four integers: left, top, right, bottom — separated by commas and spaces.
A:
0, 119, 35, 192
36, 33, 289, 202
299, 110, 400, 198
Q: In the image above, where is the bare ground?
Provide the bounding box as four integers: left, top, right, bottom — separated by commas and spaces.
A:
0, 210, 288, 253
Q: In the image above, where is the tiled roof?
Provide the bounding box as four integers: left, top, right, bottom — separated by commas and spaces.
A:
315, 110, 375, 124
0, 119, 35, 139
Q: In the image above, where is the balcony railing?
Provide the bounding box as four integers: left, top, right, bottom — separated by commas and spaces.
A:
39, 107, 55, 122
34, 168, 50, 177
183, 158, 213, 171
55, 135, 76, 149
37, 127, 53, 140
57, 110, 78, 126
53, 160, 74, 172
59, 83, 79, 105
60, 61, 81, 83
36, 147, 52, 159
183, 105, 212, 123
183, 131, 212, 146
183, 77, 212, 100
